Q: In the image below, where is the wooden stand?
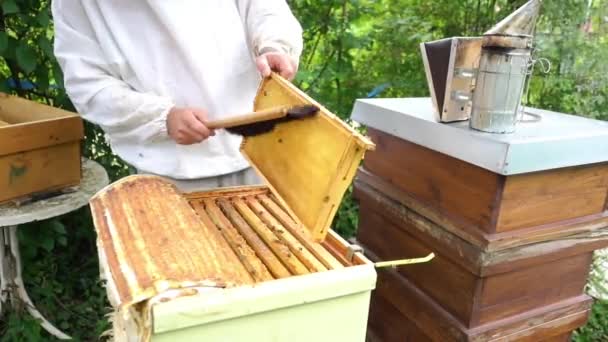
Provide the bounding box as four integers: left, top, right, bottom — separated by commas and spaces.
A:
350, 98, 608, 342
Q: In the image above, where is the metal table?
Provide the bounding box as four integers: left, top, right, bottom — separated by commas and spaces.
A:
0, 159, 109, 340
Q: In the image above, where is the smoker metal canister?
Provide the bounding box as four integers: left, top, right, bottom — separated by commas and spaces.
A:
469, 45, 532, 133
468, 0, 542, 134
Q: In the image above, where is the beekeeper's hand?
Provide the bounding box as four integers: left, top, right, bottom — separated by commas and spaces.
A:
256, 51, 298, 81
166, 107, 215, 145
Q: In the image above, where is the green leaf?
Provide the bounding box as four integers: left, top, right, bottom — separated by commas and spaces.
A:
38, 36, 53, 57
52, 62, 64, 88
2, 0, 19, 15
57, 236, 68, 247
0, 77, 9, 93
41, 237, 54, 252
37, 10, 50, 26
0, 32, 8, 54
15, 42, 37, 73
36, 68, 50, 91
3, 37, 17, 61
51, 220, 67, 234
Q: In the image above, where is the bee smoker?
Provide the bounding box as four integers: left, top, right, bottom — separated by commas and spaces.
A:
469, 0, 542, 134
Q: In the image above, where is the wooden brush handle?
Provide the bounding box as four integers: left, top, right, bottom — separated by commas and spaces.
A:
207, 106, 290, 129
0, 119, 9, 127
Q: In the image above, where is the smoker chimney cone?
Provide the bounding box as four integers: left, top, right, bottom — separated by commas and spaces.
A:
482, 0, 542, 49
486, 0, 542, 37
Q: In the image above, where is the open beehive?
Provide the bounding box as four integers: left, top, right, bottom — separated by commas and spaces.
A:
90, 74, 377, 341
0, 93, 83, 203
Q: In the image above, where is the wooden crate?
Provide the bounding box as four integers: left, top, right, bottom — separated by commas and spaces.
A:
352, 127, 608, 341
0, 93, 83, 203
90, 74, 378, 341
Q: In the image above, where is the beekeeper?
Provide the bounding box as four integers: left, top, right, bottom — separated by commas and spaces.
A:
52, 1, 303, 191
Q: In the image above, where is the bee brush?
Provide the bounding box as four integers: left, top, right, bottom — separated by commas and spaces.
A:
206, 104, 320, 137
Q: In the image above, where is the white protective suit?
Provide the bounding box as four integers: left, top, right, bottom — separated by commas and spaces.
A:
52, 1, 303, 180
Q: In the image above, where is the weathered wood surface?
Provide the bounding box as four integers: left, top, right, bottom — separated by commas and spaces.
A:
210, 197, 291, 279
232, 197, 310, 275
363, 128, 502, 234
0, 159, 107, 227
362, 128, 608, 239
355, 176, 605, 334
354, 177, 608, 276
247, 197, 327, 273
192, 200, 272, 282
0, 143, 81, 204
497, 163, 608, 232
356, 168, 608, 253
0, 116, 83, 156
361, 248, 593, 342
91, 175, 364, 310
0, 92, 84, 204
357, 200, 477, 323
258, 194, 344, 270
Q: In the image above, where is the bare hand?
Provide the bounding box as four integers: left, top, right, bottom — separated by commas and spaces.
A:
166, 107, 215, 145
256, 51, 298, 81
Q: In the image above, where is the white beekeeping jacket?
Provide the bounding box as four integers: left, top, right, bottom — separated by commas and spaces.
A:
52, 0, 303, 180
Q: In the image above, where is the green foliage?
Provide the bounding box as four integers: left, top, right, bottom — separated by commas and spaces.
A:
573, 299, 608, 342
0, 2, 119, 340
0, 0, 607, 340
1, 209, 112, 341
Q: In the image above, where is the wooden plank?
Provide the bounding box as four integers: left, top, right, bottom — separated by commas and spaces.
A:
321, 241, 351, 267
356, 168, 489, 249
468, 296, 593, 342
356, 168, 608, 253
539, 333, 572, 342
367, 289, 433, 342
245, 197, 327, 273
232, 198, 309, 276
183, 186, 269, 200
474, 253, 593, 326
0, 142, 81, 204
324, 230, 370, 266
372, 263, 470, 341
363, 128, 502, 234
357, 205, 478, 325
356, 176, 608, 273
192, 200, 270, 283
0, 93, 78, 123
0, 116, 83, 156
365, 247, 593, 342
213, 199, 291, 279
354, 178, 484, 274
496, 163, 608, 232
241, 74, 373, 241
258, 194, 344, 270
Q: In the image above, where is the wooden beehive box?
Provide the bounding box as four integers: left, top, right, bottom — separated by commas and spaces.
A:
350, 97, 608, 341
0, 93, 83, 203
90, 74, 377, 342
